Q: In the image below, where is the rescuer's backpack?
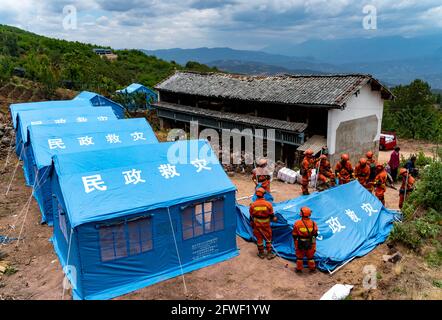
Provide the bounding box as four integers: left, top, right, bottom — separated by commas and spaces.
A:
297, 220, 316, 251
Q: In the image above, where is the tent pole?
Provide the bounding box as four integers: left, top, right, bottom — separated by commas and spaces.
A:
328, 256, 357, 275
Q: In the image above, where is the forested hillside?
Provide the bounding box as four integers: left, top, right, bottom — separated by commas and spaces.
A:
0, 25, 217, 98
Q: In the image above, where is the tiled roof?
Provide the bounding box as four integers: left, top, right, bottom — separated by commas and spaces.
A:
155, 71, 393, 108
152, 101, 307, 133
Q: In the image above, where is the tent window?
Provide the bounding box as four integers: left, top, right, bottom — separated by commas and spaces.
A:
99, 224, 128, 262
182, 199, 225, 240
99, 216, 153, 262
127, 217, 153, 255
58, 203, 68, 242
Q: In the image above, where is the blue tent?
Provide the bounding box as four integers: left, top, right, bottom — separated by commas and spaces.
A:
25, 118, 158, 224
50, 140, 238, 300
236, 181, 398, 272
15, 107, 117, 160
10, 91, 125, 129
116, 83, 158, 110
74, 91, 125, 118
9, 100, 92, 129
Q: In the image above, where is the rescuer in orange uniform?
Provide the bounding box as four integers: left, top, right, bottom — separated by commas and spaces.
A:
316, 154, 335, 191
354, 158, 371, 190
335, 154, 354, 185
252, 159, 271, 192
300, 149, 315, 195
249, 188, 277, 259
374, 163, 388, 205
292, 207, 318, 273
399, 168, 416, 209
366, 151, 376, 192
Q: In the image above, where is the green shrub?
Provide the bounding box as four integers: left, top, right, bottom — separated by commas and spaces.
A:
389, 162, 442, 250
415, 151, 433, 167
426, 246, 442, 268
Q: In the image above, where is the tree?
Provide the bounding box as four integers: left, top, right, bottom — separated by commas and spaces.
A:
383, 79, 441, 141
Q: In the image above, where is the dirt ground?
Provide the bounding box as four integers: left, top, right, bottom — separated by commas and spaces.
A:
0, 145, 441, 300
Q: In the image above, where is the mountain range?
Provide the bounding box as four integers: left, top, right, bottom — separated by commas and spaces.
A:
143, 35, 442, 89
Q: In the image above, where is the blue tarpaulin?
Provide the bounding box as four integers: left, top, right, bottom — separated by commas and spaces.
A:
15, 107, 117, 159
50, 140, 238, 300
236, 181, 397, 272
24, 118, 158, 224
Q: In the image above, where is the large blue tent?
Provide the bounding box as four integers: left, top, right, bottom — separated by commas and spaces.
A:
25, 118, 158, 224
9, 100, 92, 129
50, 140, 238, 300
15, 107, 117, 160
10, 91, 125, 129
236, 181, 398, 272
74, 91, 125, 118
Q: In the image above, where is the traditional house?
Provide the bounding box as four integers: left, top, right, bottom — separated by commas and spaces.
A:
152, 71, 394, 166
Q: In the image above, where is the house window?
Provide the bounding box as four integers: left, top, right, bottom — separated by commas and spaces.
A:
99, 216, 153, 262
182, 199, 224, 240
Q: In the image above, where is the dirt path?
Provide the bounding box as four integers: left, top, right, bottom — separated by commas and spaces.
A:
1, 155, 440, 300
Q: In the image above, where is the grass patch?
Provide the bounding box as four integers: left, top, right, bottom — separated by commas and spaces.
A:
3, 265, 17, 276
425, 246, 442, 268
432, 280, 442, 289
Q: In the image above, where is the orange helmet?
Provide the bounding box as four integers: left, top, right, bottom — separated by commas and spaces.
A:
300, 206, 312, 217
255, 187, 266, 198
399, 168, 408, 176
320, 154, 327, 160
366, 151, 373, 159
341, 154, 349, 161
304, 149, 314, 157
376, 163, 384, 170
359, 158, 367, 166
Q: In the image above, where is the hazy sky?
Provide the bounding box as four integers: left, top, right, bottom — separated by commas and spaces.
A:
1, 0, 442, 50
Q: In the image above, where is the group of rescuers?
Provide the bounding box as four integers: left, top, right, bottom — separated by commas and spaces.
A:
249, 146, 415, 273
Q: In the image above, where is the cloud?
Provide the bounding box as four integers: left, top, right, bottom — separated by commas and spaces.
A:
1, 0, 441, 50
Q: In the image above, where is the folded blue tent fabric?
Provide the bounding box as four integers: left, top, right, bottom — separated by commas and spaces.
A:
50, 140, 238, 299
236, 181, 397, 272
25, 118, 158, 224
15, 107, 117, 161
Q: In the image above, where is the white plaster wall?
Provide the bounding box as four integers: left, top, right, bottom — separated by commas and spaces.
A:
327, 84, 384, 155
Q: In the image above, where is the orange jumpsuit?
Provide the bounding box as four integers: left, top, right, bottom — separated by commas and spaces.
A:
374, 170, 388, 205
252, 167, 271, 192
293, 218, 318, 271
300, 156, 314, 194
335, 160, 354, 185
366, 157, 377, 192
249, 198, 274, 254
354, 163, 371, 190
316, 157, 335, 190
399, 174, 415, 209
